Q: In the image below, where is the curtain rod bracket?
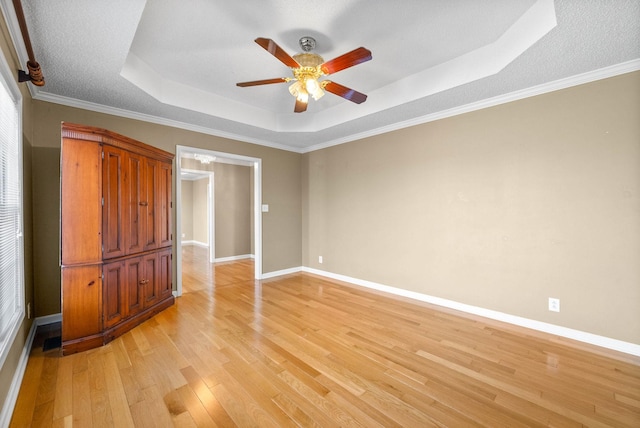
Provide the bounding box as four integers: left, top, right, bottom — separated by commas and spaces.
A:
18, 61, 45, 86
17, 70, 30, 82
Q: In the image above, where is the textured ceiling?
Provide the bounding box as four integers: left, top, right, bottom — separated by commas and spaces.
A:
5, 0, 640, 152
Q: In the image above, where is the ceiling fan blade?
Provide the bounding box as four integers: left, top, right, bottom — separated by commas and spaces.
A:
255, 38, 300, 68
236, 78, 288, 87
320, 47, 372, 75
323, 81, 368, 104
294, 98, 308, 113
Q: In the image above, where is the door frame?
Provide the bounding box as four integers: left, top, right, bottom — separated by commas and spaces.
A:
175, 146, 262, 297
208, 174, 215, 263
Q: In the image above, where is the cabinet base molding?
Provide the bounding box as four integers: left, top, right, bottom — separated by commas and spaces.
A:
61, 334, 104, 356
62, 295, 175, 356
103, 295, 175, 345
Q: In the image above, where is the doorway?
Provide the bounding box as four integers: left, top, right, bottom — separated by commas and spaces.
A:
175, 146, 262, 296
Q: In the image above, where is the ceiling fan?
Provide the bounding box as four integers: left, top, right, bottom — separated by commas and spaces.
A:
237, 37, 372, 113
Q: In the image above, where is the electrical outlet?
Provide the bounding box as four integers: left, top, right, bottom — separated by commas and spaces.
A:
548, 297, 560, 312
318, 256, 323, 264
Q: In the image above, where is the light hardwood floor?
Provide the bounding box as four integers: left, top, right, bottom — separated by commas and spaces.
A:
10, 245, 640, 427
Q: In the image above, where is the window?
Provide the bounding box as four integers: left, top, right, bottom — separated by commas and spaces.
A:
0, 49, 24, 369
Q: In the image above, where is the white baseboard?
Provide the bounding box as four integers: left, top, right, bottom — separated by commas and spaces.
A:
214, 254, 254, 263
36, 313, 62, 326
0, 319, 38, 428
300, 267, 640, 357
261, 266, 303, 279
181, 240, 208, 248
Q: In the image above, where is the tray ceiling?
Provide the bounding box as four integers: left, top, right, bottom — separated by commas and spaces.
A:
4, 0, 640, 152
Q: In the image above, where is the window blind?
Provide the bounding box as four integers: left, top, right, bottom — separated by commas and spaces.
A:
0, 55, 24, 368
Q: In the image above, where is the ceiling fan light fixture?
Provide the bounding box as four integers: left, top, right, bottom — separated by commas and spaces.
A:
305, 78, 325, 100
237, 37, 372, 112
305, 77, 319, 93
288, 80, 309, 103
291, 64, 326, 103
297, 90, 309, 104
288, 80, 303, 96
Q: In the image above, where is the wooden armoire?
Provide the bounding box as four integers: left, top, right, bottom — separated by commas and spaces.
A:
60, 123, 174, 355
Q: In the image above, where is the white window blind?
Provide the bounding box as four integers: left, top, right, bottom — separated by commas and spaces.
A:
0, 51, 24, 368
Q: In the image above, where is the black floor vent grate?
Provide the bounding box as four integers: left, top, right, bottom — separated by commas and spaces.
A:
42, 336, 61, 351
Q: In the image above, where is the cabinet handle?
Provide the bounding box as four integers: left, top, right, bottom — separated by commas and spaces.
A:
88, 280, 95, 286
139, 201, 148, 206
139, 279, 145, 285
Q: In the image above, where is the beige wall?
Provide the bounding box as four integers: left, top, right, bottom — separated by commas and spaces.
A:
303, 71, 640, 344
180, 180, 194, 241
31, 147, 62, 316
193, 177, 209, 245
214, 163, 252, 258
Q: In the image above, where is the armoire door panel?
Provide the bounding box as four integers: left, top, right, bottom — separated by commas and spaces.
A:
125, 256, 144, 317
142, 253, 159, 307
102, 146, 126, 259
158, 249, 172, 300
103, 261, 126, 329
143, 158, 158, 251
62, 266, 102, 341
158, 161, 172, 248
125, 152, 144, 255
60, 138, 102, 265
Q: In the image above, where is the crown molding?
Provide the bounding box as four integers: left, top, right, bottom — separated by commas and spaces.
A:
33, 91, 300, 153
27, 59, 640, 155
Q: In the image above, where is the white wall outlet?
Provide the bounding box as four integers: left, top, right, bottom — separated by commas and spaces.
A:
318, 256, 323, 264
261, 204, 269, 212
548, 297, 560, 312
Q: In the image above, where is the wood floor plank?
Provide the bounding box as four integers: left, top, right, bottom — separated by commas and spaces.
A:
71, 367, 92, 427
129, 385, 172, 428
222, 358, 298, 427
30, 401, 54, 428
52, 354, 73, 421
9, 353, 44, 427
102, 351, 135, 427
10, 245, 640, 427
34, 354, 58, 408
276, 367, 369, 427
179, 365, 235, 427
174, 383, 218, 427
87, 351, 113, 428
